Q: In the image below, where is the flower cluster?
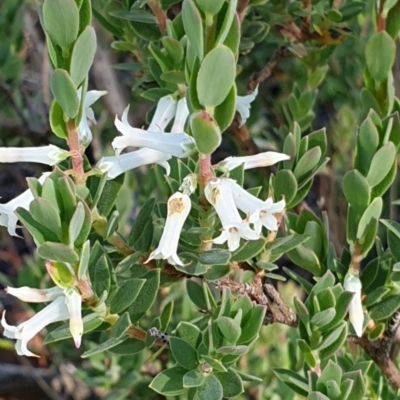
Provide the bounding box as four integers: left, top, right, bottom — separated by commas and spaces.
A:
1, 285, 83, 357
98, 96, 194, 179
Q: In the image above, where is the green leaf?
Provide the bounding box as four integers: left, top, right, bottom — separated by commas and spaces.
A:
366, 142, 396, 187
81, 335, 128, 358
177, 321, 202, 348
274, 170, 298, 206
368, 322, 385, 341
298, 339, 316, 368
186, 279, 207, 309
287, 245, 321, 276
160, 302, 174, 331
44, 313, 102, 344
274, 368, 309, 397
183, 370, 205, 388
69, 202, 85, 246
269, 234, 310, 261
78, 240, 90, 279
43, 0, 79, 49
310, 308, 336, 328
197, 45, 236, 108
381, 219, 400, 240
216, 317, 241, 343
149, 366, 187, 396
111, 312, 131, 338
176, 253, 208, 276
50, 69, 79, 118
162, 37, 184, 65
356, 197, 382, 240
190, 110, 221, 154
197, 375, 223, 400
238, 305, 265, 344
214, 368, 244, 398
170, 336, 199, 370
294, 147, 322, 180
93, 254, 111, 298
38, 242, 79, 264
214, 85, 237, 132
70, 26, 97, 87
109, 338, 145, 355
182, 0, 204, 61
342, 170, 371, 215
387, 2, 400, 39
198, 249, 231, 265
215, 0, 238, 46
29, 198, 62, 239
365, 31, 396, 82
196, 0, 225, 15
201, 355, 227, 372
109, 10, 157, 23
318, 323, 348, 359
128, 198, 155, 251
307, 393, 330, 400
110, 278, 146, 314
217, 344, 248, 355
128, 269, 160, 323
317, 360, 342, 391
49, 101, 68, 139
231, 239, 265, 262
342, 370, 365, 400
369, 294, 400, 321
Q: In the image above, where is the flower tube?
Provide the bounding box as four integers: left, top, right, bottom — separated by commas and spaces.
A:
5, 286, 64, 303
344, 272, 364, 337
0, 145, 69, 166
205, 178, 259, 251
146, 192, 191, 266
65, 289, 83, 348
216, 151, 290, 172
1, 296, 70, 357
170, 97, 190, 133
98, 148, 171, 179
113, 107, 195, 158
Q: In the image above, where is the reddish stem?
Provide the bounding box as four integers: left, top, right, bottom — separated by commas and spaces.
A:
198, 154, 213, 190
377, 0, 386, 32
67, 119, 85, 186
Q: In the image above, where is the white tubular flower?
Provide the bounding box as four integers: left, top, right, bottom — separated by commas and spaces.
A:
0, 173, 49, 236
5, 286, 64, 303
148, 95, 177, 132
216, 151, 290, 172
65, 289, 83, 348
224, 179, 285, 234
344, 272, 364, 337
1, 296, 70, 357
236, 85, 259, 127
171, 97, 190, 133
205, 178, 259, 251
98, 148, 171, 179
77, 89, 108, 146
146, 192, 191, 266
0, 145, 69, 166
113, 106, 195, 158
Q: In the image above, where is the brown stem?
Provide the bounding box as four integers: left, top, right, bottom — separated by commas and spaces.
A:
148, 0, 167, 33
348, 335, 400, 389
350, 241, 362, 276
237, 0, 249, 23
67, 119, 85, 186
377, 0, 386, 32
247, 46, 292, 91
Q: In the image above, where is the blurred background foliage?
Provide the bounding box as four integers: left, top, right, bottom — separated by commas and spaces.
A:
1, 0, 400, 399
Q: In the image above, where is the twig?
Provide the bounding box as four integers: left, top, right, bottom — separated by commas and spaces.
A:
215, 276, 298, 327
348, 309, 400, 390
236, 0, 249, 23
148, 0, 167, 33
67, 120, 85, 186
